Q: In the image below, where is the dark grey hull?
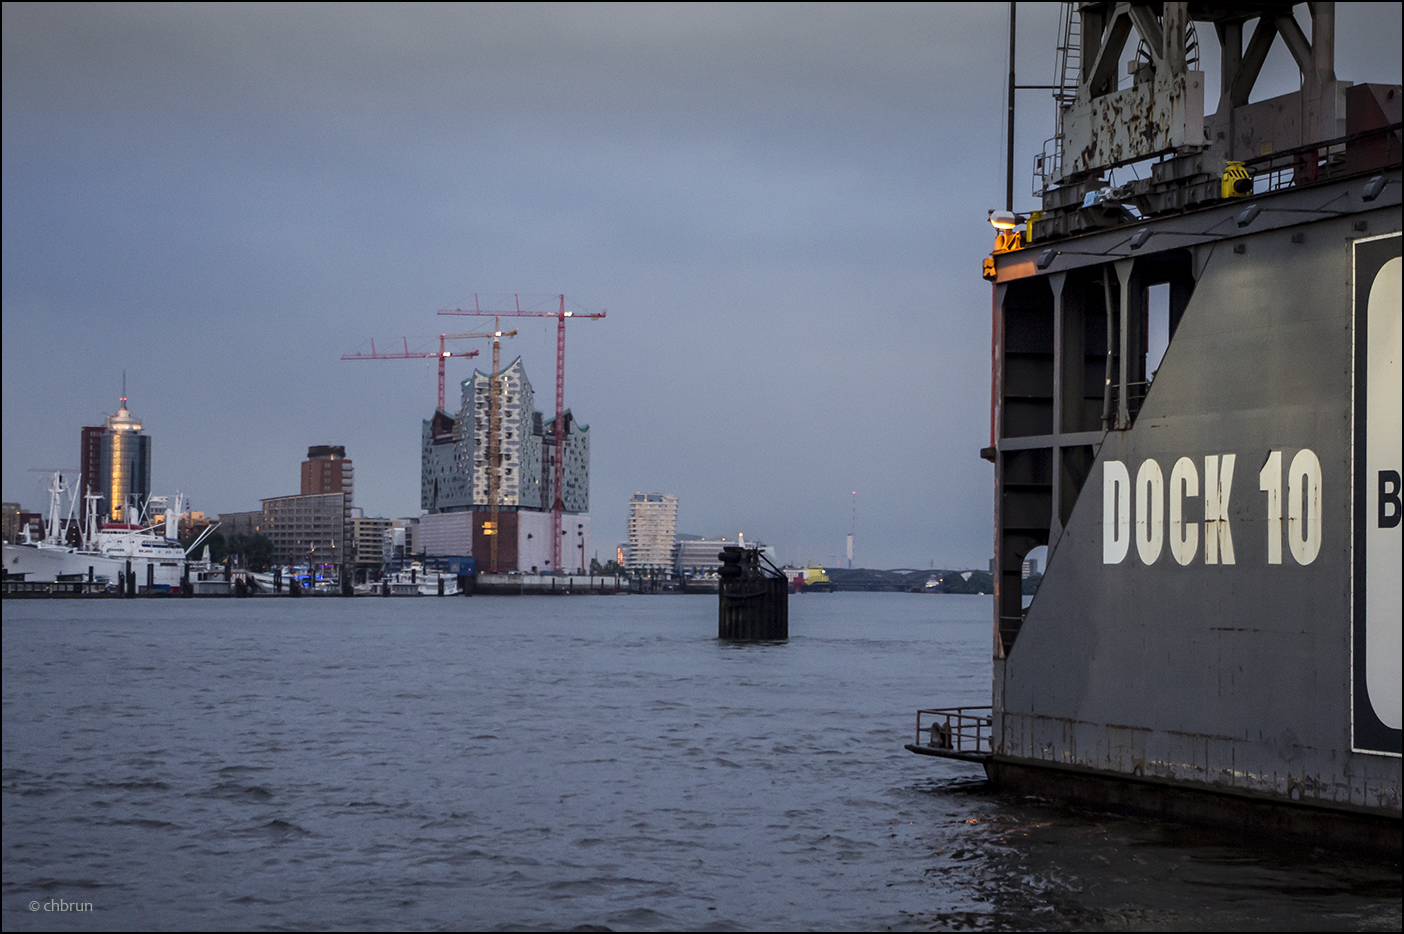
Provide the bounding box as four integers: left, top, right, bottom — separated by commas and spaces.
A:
983, 169, 1402, 841
985, 756, 1398, 857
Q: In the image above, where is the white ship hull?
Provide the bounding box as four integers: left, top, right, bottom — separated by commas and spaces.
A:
3, 542, 186, 589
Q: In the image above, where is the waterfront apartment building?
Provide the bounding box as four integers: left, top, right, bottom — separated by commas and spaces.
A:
260, 492, 352, 568
301, 445, 354, 503
351, 514, 394, 569
624, 493, 677, 572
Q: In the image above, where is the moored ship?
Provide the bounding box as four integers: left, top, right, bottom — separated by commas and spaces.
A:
909, 1, 1401, 853
3, 474, 212, 592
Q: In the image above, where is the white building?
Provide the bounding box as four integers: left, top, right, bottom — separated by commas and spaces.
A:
674, 536, 777, 579
382, 516, 422, 566
421, 355, 590, 515
466, 357, 543, 510
624, 493, 677, 571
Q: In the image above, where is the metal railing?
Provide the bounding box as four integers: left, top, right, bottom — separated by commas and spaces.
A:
1244, 122, 1403, 195
2, 580, 110, 596
915, 706, 993, 754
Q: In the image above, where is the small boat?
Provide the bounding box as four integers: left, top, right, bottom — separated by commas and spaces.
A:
382, 563, 460, 596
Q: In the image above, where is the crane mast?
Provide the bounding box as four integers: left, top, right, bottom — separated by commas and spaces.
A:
439, 294, 605, 572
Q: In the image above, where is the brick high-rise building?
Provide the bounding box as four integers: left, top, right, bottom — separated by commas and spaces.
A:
301, 445, 353, 505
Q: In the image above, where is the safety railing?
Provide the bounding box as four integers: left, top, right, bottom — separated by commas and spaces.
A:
915, 706, 993, 754
1245, 122, 1402, 195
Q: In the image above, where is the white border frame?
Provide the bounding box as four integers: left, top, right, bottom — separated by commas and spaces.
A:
1350, 230, 1402, 758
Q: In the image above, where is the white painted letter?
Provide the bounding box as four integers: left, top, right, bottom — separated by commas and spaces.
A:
1205, 454, 1237, 564
1288, 448, 1322, 565
1169, 456, 1199, 565
1103, 460, 1131, 564
1259, 450, 1283, 565
1136, 459, 1165, 564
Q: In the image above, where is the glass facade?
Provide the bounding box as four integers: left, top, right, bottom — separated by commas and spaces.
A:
100, 431, 151, 522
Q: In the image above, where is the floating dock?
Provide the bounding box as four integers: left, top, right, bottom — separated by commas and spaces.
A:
913, 1, 1401, 856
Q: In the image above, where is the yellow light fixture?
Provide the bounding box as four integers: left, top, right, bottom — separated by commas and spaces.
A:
989, 210, 1022, 229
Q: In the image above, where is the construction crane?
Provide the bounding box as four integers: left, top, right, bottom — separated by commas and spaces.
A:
443, 323, 517, 573
341, 335, 480, 412
439, 294, 605, 572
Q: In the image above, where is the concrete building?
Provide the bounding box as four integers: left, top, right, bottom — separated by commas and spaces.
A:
100, 395, 151, 522
624, 493, 677, 572
301, 445, 353, 503
260, 492, 351, 568
382, 517, 422, 568
350, 514, 394, 569
419, 511, 473, 557
414, 509, 594, 573
516, 511, 591, 574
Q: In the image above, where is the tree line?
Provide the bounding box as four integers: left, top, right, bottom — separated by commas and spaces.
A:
179, 530, 274, 571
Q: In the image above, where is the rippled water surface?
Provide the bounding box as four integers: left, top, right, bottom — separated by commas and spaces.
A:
3, 594, 1399, 931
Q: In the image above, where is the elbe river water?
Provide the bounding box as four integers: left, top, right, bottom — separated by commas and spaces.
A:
3, 594, 1399, 931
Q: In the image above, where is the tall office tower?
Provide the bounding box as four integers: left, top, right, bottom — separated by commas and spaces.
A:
624, 493, 678, 572
100, 394, 151, 523
79, 424, 105, 507
301, 445, 354, 505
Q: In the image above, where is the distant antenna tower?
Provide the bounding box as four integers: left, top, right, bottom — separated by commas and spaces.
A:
847, 490, 856, 569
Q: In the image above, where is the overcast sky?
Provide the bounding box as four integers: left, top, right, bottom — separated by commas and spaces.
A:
4, 2, 1399, 569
